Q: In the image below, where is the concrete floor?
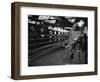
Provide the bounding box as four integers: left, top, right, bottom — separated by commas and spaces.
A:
28, 47, 87, 66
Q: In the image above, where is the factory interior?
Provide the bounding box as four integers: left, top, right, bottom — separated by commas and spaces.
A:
28, 15, 88, 66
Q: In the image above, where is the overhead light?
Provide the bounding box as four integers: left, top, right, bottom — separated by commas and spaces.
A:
38, 16, 50, 20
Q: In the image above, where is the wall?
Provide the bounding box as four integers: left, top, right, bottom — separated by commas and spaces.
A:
0, 0, 100, 82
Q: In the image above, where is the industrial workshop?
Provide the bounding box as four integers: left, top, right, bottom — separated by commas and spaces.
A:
28, 15, 88, 66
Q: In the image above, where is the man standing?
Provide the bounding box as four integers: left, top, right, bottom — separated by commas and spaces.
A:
66, 19, 88, 64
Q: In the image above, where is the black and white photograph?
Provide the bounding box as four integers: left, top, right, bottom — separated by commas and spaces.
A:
11, 2, 97, 79
28, 15, 88, 66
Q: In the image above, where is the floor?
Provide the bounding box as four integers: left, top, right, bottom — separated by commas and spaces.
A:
28, 47, 87, 66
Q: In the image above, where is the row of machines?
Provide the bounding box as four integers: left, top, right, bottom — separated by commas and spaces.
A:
28, 15, 71, 61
